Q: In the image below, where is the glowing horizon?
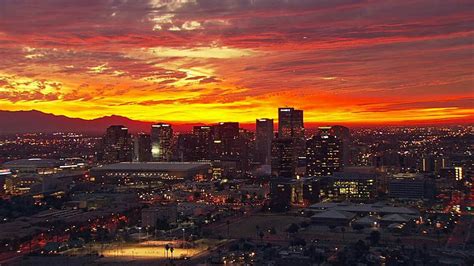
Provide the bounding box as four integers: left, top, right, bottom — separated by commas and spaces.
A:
0, 1, 473, 125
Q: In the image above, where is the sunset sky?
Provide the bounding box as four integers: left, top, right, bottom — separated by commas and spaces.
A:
0, 0, 473, 125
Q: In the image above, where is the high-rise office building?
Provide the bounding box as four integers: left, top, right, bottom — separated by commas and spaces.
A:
212, 122, 240, 160
278, 107, 303, 139
271, 138, 297, 178
306, 127, 343, 177
102, 125, 132, 163
329, 125, 351, 167
193, 126, 213, 160
133, 133, 151, 162
278, 107, 305, 157
176, 133, 198, 161
256, 118, 274, 165
151, 123, 173, 161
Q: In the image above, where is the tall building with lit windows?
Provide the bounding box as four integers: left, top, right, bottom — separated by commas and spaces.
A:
193, 125, 213, 160
278, 107, 303, 138
151, 123, 173, 161
134, 133, 151, 162
256, 118, 274, 164
212, 122, 240, 160
329, 125, 351, 167
102, 125, 133, 163
306, 127, 343, 177
271, 138, 297, 178
278, 107, 305, 157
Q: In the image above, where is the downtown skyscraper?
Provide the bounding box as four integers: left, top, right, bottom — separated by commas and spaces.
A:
271, 107, 305, 179
278, 107, 305, 157
306, 127, 343, 177
133, 132, 151, 162
255, 118, 274, 165
102, 125, 132, 163
278, 107, 304, 139
151, 123, 173, 161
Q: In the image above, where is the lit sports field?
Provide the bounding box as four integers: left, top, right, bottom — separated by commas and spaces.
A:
101, 242, 201, 259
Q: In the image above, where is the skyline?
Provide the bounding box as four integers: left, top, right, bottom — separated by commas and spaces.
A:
0, 1, 473, 124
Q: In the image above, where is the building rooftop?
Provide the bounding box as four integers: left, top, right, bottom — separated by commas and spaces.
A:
308, 202, 418, 215
311, 210, 356, 220
92, 162, 211, 172
2, 158, 61, 168
332, 172, 376, 180
353, 215, 379, 225
381, 214, 410, 223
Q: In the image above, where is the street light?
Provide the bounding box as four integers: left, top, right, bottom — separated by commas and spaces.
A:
137, 227, 142, 242
182, 228, 186, 248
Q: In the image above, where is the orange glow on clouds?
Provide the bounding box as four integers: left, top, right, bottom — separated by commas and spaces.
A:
0, 1, 472, 125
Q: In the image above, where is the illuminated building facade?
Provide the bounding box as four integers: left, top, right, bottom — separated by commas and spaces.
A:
134, 133, 151, 162
151, 123, 173, 161
271, 138, 297, 178
439, 167, 464, 181
0, 169, 11, 197
327, 172, 376, 201
90, 162, 211, 185
212, 122, 240, 160
269, 177, 320, 211
278, 107, 305, 157
420, 155, 448, 173
306, 127, 343, 177
193, 126, 213, 160
103, 125, 133, 163
329, 125, 351, 167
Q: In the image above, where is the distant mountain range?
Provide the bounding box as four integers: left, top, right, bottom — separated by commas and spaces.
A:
0, 110, 471, 135
0, 110, 170, 134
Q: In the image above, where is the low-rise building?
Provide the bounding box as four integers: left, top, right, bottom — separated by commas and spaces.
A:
141, 204, 178, 228
311, 210, 356, 226
324, 172, 377, 201
90, 162, 212, 185
388, 173, 435, 199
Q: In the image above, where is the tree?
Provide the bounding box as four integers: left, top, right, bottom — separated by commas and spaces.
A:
300, 221, 310, 228
269, 227, 277, 235
155, 218, 171, 230
291, 237, 306, 247
369, 231, 381, 246
170, 246, 174, 259
352, 224, 364, 232
354, 240, 368, 258
286, 223, 300, 234
341, 227, 346, 242
165, 244, 170, 259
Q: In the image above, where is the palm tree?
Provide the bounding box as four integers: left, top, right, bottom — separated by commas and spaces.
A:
341, 227, 346, 242
368, 231, 381, 246
259, 231, 265, 243
170, 246, 174, 260
165, 244, 170, 259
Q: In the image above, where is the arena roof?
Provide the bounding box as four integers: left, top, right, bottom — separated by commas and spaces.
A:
92, 162, 211, 172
